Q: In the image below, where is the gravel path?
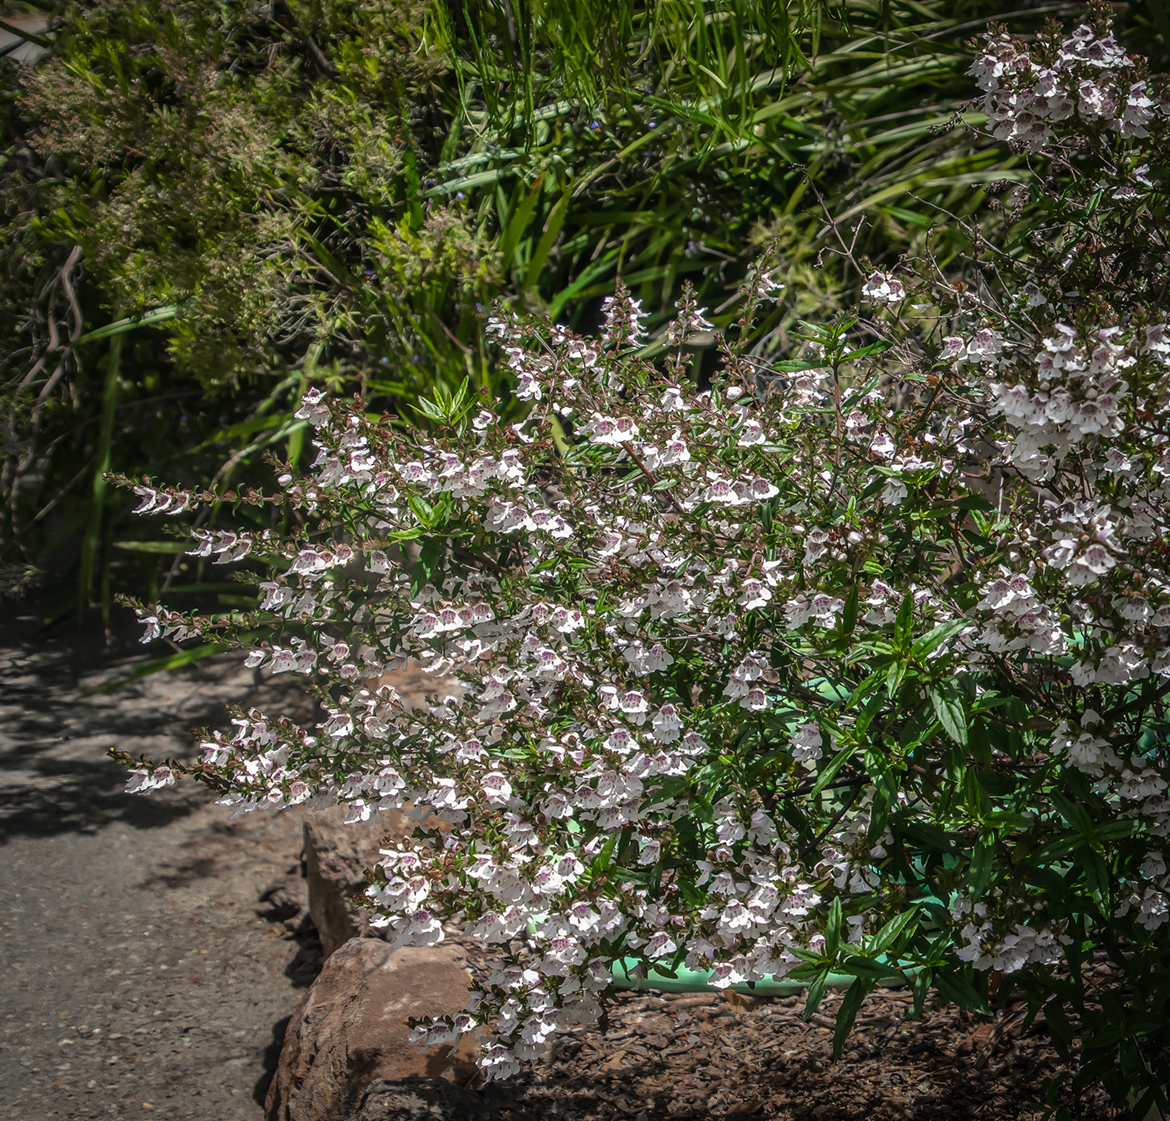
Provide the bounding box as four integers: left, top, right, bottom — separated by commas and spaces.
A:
0, 613, 313, 1120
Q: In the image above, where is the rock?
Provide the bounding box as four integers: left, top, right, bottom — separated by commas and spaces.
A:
355, 1078, 501, 1121
303, 806, 388, 959
303, 804, 454, 960
265, 938, 483, 1121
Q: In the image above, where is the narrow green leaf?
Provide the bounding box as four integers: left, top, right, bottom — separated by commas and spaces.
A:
869, 909, 919, 956
893, 591, 913, 647
934, 970, 988, 1015
1045, 998, 1073, 1059
846, 340, 894, 359
1029, 833, 1082, 864
810, 741, 857, 798
825, 897, 843, 959
524, 188, 571, 289
840, 584, 858, 635
969, 718, 993, 767
911, 967, 932, 1018
910, 618, 967, 662
87, 642, 230, 694
885, 658, 905, 699
1084, 847, 1111, 914
832, 979, 870, 1060
930, 681, 968, 747
844, 668, 883, 712
79, 333, 121, 625
1096, 818, 1142, 842
591, 830, 620, 876
841, 954, 900, 982
802, 971, 828, 1022
767, 358, 834, 373
501, 176, 547, 270
74, 304, 185, 345
968, 838, 993, 901
0, 17, 53, 47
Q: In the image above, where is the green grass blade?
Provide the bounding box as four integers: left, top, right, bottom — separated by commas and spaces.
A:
74, 305, 186, 345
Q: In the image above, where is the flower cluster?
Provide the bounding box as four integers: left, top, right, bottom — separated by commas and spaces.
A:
970, 19, 1163, 151
115, 16, 1170, 1106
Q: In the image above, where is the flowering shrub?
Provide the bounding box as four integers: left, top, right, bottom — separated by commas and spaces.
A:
115, 11, 1170, 1116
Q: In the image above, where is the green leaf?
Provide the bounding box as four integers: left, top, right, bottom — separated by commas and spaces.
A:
1084, 847, 1111, 915
74, 304, 186, 345
1045, 997, 1073, 1059
911, 967, 932, 1018
832, 978, 870, 1060
933, 970, 988, 1015
930, 681, 968, 747
524, 187, 571, 289
1095, 818, 1142, 842
810, 741, 857, 798
968, 718, 993, 767
1029, 832, 1082, 864
893, 591, 913, 647
1052, 792, 1096, 835
910, 618, 967, 662
841, 954, 901, 981
0, 16, 53, 47
845, 668, 883, 711
500, 174, 547, 270
825, 897, 843, 959
407, 496, 440, 529
869, 909, 919, 956
840, 583, 858, 636
589, 830, 620, 876
111, 540, 189, 554
79, 332, 122, 627
768, 358, 836, 373
846, 339, 894, 359
802, 971, 828, 1022
86, 642, 230, 694
968, 838, 993, 901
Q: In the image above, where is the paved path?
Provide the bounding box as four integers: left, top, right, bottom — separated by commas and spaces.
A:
0, 612, 317, 1120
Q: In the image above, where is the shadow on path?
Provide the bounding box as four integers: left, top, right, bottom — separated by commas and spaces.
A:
0, 600, 315, 843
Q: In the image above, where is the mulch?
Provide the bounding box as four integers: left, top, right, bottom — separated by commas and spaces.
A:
412, 929, 1126, 1121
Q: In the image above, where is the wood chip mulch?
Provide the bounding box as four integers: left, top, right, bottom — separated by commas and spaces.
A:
428, 930, 1126, 1121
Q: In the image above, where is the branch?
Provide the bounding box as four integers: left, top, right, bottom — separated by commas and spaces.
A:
619, 441, 687, 517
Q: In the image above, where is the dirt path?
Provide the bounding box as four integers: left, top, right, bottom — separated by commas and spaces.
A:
0, 613, 315, 1120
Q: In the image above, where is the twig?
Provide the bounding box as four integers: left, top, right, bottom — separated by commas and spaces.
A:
619, 441, 687, 517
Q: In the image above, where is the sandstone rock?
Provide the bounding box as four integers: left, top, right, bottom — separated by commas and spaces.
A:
303, 805, 389, 959
355, 1078, 501, 1121
265, 938, 482, 1121
303, 804, 454, 960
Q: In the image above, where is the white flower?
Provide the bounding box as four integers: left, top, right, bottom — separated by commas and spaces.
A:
587, 413, 639, 445
738, 578, 772, 610
862, 270, 906, 305
791, 722, 823, 763
125, 767, 176, 794
880, 478, 908, 506
651, 704, 682, 743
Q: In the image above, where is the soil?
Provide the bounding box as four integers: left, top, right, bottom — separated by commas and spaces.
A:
0, 606, 1132, 1120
